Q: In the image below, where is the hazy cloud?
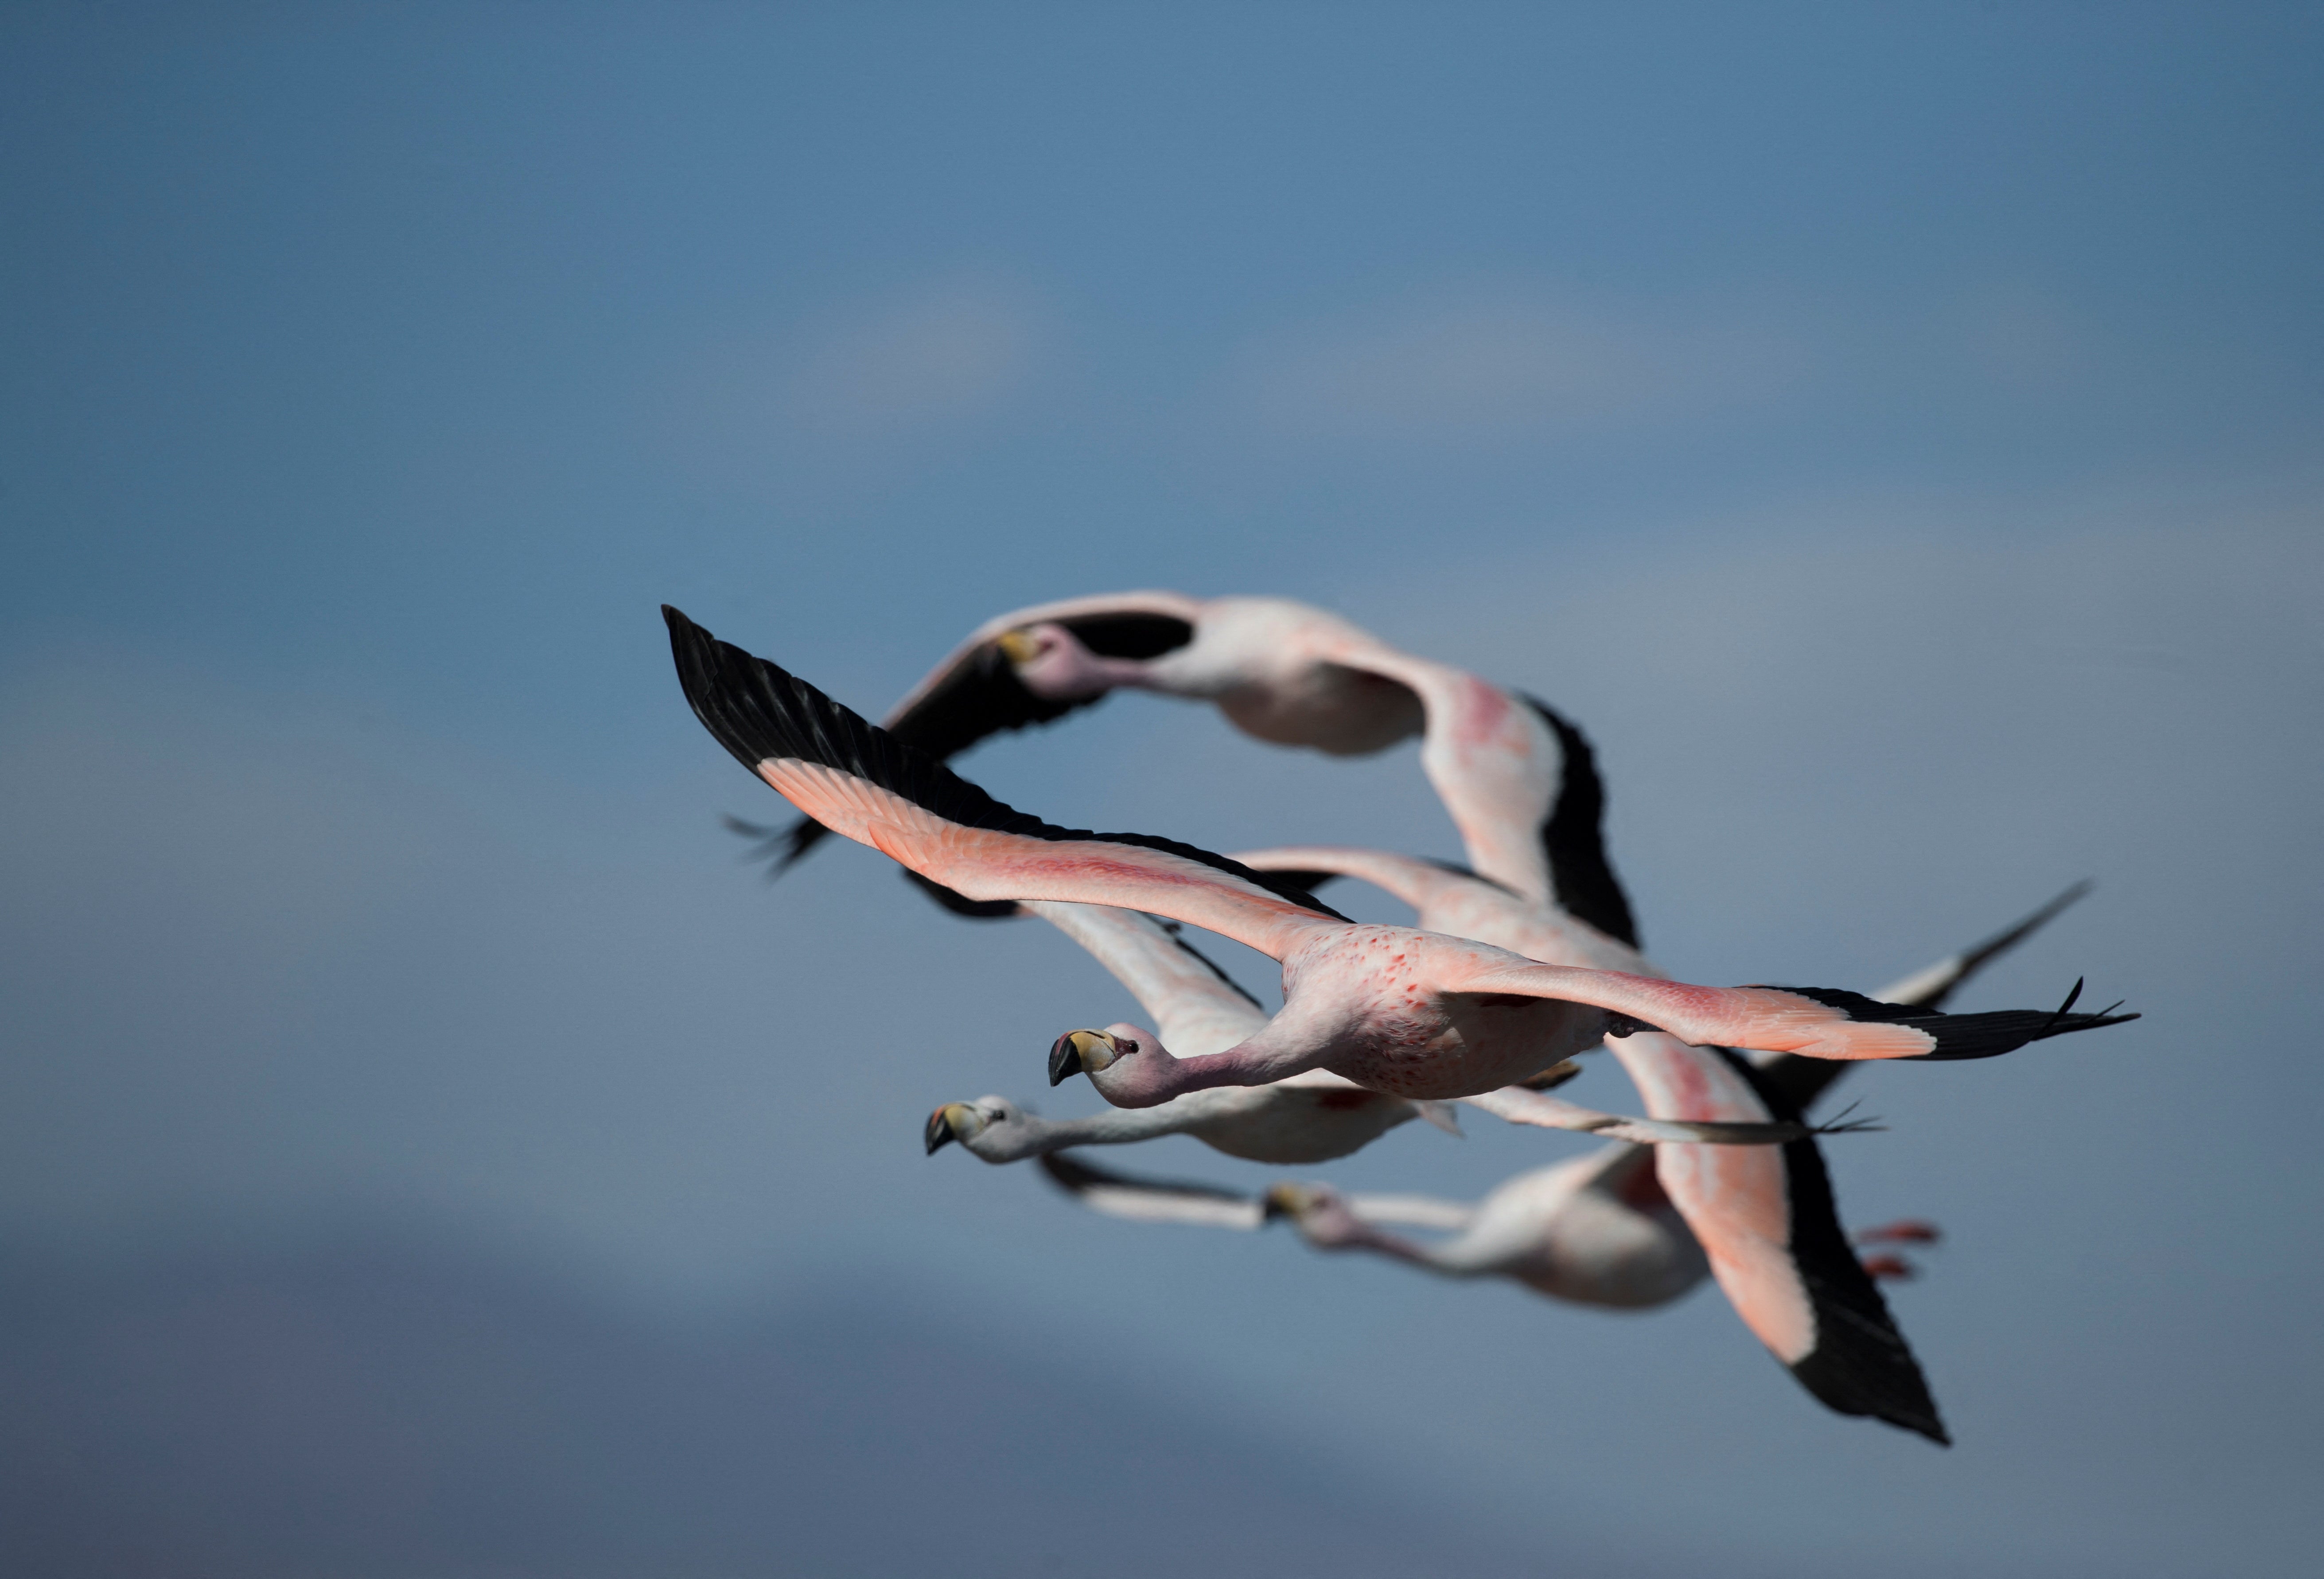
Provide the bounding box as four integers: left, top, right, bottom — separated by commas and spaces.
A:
775, 279, 1048, 433
1234, 288, 1814, 439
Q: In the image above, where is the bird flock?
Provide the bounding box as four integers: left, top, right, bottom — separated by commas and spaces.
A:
665, 593, 2132, 1446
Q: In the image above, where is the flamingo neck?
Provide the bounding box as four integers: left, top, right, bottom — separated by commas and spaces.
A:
976, 1107, 1173, 1162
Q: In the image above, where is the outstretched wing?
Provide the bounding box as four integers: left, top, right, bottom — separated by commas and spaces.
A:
1036, 1150, 1266, 1229
1715, 1049, 1949, 1444
1755, 882, 2096, 1111
666, 606, 1346, 959
1444, 955, 2134, 1062
758, 593, 1203, 876
1869, 881, 2095, 1012
1041, 1153, 1481, 1236
1456, 1084, 1812, 1146
1024, 902, 1271, 1060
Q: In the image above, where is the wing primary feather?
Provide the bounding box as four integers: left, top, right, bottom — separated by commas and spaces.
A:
1523, 698, 1641, 948
728, 611, 1192, 880
1752, 983, 2137, 1061
1713, 1049, 1949, 1445
900, 868, 1024, 919
1757, 880, 2097, 1110
1949, 880, 2092, 984
663, 606, 1351, 921
724, 813, 831, 878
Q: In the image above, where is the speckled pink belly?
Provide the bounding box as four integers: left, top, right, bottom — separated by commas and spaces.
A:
1287, 927, 1603, 1099
1327, 997, 1600, 1097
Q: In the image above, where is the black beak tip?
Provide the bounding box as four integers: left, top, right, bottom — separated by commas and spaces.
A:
1047, 1033, 1082, 1087
923, 1111, 954, 1155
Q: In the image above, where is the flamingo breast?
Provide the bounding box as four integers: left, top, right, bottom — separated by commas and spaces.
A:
1288, 928, 1604, 1099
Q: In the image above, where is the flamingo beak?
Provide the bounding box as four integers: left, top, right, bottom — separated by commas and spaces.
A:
1048, 1029, 1128, 1086
924, 1104, 965, 1155
996, 628, 1043, 664
1261, 1182, 1316, 1221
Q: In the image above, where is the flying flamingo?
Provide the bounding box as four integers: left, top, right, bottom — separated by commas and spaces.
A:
1230, 838, 2092, 1443
925, 900, 1818, 1166
734, 591, 1624, 919
1037, 1146, 1936, 1311
665, 606, 2130, 1119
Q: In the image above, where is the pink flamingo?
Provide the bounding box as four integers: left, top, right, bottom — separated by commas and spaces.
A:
926, 900, 1816, 1167
666, 607, 2129, 1115
1056, 855, 2058, 1439
1225, 838, 2090, 1443
1037, 1146, 1938, 1310
738, 591, 1614, 916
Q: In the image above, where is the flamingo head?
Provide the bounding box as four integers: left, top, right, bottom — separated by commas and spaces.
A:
1047, 1022, 1182, 1107
996, 622, 1127, 702
922, 1096, 1038, 1161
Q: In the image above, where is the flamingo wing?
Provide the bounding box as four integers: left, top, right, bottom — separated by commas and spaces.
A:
1755, 881, 2097, 1111
1456, 1084, 1812, 1146
751, 592, 1203, 875
1041, 1153, 1481, 1235
1023, 902, 1270, 1060
1866, 880, 2095, 1014
666, 606, 1346, 958
1522, 697, 1642, 949
1442, 957, 2134, 1062
1713, 1049, 1949, 1443
1035, 1150, 1266, 1228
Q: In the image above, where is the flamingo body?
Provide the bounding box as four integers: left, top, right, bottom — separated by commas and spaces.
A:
1282, 1146, 1712, 1309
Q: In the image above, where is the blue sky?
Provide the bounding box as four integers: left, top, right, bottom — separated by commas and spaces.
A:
4, 5, 2321, 1574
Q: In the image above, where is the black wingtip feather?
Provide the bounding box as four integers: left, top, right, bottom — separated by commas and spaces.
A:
723, 813, 833, 880
901, 869, 1025, 919
1715, 1051, 1950, 1445
1949, 880, 2092, 985
1523, 698, 1640, 949
664, 606, 1353, 924
1754, 983, 2139, 1062
1751, 879, 2100, 1112
1257, 870, 1342, 897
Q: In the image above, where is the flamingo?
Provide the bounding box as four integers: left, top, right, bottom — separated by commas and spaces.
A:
1036, 1147, 1935, 1311
1042, 1143, 1708, 1307
1227, 838, 2092, 1443
924, 901, 1820, 1166
665, 606, 2130, 1117
737, 591, 1623, 917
